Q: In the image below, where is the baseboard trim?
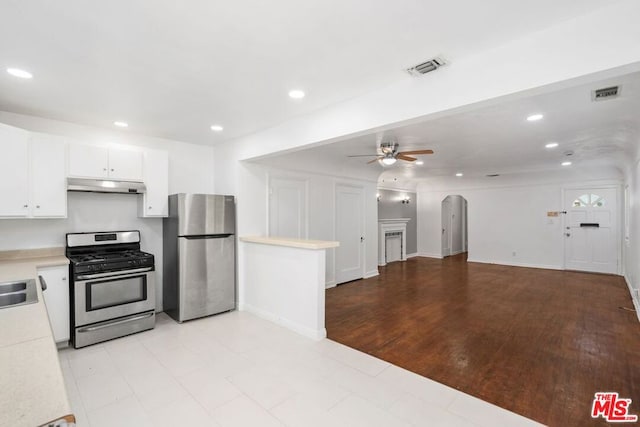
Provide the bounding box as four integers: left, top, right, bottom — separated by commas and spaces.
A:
624, 274, 640, 323
466, 258, 563, 271
325, 280, 337, 289
416, 252, 443, 259
449, 250, 465, 256
364, 269, 379, 279
407, 253, 419, 259
238, 302, 326, 340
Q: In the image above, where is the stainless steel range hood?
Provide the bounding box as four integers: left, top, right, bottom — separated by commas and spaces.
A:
67, 178, 146, 194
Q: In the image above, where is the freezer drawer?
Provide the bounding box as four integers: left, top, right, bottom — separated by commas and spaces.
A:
172, 194, 235, 236
177, 235, 235, 321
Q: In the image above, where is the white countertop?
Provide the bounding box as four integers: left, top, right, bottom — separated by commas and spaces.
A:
240, 236, 340, 250
0, 249, 74, 427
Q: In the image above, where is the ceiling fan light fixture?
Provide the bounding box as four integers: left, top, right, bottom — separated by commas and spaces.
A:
381, 157, 397, 166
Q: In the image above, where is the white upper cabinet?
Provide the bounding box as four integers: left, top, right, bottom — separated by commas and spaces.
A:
0, 124, 30, 217
138, 149, 169, 217
68, 144, 143, 182
68, 144, 109, 179
30, 133, 67, 218
0, 126, 67, 218
108, 148, 143, 181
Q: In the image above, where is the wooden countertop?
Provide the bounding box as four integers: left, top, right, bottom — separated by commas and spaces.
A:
240, 236, 340, 250
0, 248, 73, 427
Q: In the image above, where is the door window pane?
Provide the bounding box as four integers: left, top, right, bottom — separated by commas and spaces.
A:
573, 193, 605, 208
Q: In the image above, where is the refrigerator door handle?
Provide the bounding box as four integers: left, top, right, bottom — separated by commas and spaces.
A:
181, 234, 233, 239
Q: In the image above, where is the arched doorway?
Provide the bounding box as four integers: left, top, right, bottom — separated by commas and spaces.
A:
441, 195, 468, 258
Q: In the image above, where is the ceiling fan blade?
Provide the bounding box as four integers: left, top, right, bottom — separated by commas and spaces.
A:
398, 149, 434, 155
347, 154, 380, 157
367, 157, 383, 164
397, 154, 417, 162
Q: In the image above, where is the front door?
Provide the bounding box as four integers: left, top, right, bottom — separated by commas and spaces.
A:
335, 185, 364, 284
564, 187, 618, 274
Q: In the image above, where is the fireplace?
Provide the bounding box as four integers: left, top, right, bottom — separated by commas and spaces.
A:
378, 218, 410, 266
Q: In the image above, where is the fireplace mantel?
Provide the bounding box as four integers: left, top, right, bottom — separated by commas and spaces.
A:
378, 218, 410, 266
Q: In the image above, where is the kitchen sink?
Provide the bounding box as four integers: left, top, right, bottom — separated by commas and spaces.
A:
0, 279, 38, 309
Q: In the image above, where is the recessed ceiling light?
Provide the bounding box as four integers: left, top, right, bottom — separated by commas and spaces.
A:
545, 142, 559, 148
455, 172, 463, 177
113, 121, 128, 128
288, 90, 305, 99
415, 160, 424, 165
526, 114, 544, 122
210, 125, 224, 132
7, 68, 33, 79
561, 161, 572, 166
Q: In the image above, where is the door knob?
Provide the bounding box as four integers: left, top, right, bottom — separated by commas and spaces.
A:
565, 233, 571, 237
360, 236, 365, 242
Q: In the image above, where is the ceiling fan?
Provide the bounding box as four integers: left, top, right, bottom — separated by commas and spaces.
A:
348, 142, 434, 165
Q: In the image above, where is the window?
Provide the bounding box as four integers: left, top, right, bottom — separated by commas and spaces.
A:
572, 193, 605, 208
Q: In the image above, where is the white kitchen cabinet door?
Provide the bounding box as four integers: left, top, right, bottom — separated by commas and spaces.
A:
68, 144, 109, 178
38, 265, 71, 344
0, 124, 30, 217
139, 149, 169, 217
30, 134, 67, 218
108, 149, 143, 181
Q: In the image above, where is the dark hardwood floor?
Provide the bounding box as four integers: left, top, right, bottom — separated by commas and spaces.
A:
326, 255, 640, 427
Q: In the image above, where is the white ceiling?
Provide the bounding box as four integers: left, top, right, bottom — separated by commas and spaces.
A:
0, 0, 610, 145
256, 71, 640, 183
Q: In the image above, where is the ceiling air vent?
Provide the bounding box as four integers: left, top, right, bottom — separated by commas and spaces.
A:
486, 174, 500, 178
407, 57, 446, 77
592, 85, 620, 101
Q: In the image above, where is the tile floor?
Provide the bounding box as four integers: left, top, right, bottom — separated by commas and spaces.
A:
58, 311, 542, 427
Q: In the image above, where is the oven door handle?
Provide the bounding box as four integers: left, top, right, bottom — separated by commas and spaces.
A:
77, 311, 154, 333
76, 267, 153, 281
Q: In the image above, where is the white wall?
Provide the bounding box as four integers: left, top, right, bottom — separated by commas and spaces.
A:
417, 168, 624, 270
0, 112, 215, 311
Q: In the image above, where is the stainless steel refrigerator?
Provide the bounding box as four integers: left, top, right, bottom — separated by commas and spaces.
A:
163, 194, 236, 322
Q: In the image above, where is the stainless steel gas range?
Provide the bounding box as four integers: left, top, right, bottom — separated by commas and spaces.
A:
66, 230, 156, 348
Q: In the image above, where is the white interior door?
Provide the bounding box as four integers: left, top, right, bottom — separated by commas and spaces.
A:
269, 177, 307, 239
564, 187, 618, 274
336, 185, 364, 284
441, 198, 452, 257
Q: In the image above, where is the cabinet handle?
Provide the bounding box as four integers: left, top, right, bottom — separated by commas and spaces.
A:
111, 168, 114, 172
148, 206, 152, 210
23, 204, 28, 208
36, 205, 40, 209
38, 275, 47, 291
103, 168, 107, 171
62, 277, 67, 281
